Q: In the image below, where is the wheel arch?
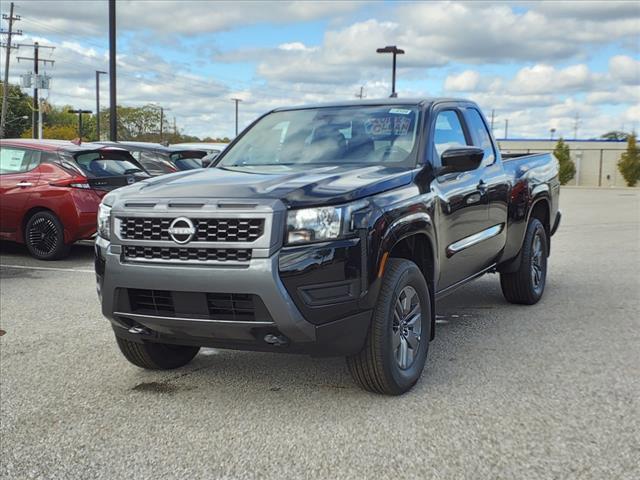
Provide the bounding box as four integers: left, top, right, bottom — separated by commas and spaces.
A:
383, 226, 437, 341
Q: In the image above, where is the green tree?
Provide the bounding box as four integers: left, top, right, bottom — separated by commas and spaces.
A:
1, 81, 32, 138
601, 131, 630, 141
553, 138, 576, 185
618, 134, 640, 187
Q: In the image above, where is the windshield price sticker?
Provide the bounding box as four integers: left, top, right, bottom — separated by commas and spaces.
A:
389, 108, 412, 115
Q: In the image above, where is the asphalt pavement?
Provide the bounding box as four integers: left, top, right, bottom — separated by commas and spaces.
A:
1, 187, 638, 480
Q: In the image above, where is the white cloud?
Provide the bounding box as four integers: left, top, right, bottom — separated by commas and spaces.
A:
444, 70, 481, 92
609, 55, 640, 85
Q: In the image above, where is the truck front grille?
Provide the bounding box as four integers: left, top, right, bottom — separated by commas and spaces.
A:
126, 289, 272, 322
120, 217, 264, 242
124, 245, 252, 263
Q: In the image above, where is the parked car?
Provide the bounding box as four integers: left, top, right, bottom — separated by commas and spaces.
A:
0, 139, 149, 260
170, 142, 228, 156
171, 142, 229, 167
97, 142, 208, 176
95, 98, 560, 395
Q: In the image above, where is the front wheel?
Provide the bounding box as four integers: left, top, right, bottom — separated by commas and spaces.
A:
500, 218, 548, 305
347, 258, 431, 395
116, 336, 200, 370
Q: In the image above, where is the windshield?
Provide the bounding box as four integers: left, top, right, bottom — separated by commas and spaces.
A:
218, 105, 420, 169
72, 151, 146, 178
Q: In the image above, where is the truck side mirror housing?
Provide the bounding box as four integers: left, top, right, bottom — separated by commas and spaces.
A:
440, 147, 484, 173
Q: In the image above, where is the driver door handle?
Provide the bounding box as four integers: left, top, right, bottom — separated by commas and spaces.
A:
16, 181, 33, 187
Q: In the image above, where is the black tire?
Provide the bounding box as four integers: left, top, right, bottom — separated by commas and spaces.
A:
115, 336, 200, 370
500, 218, 548, 305
347, 258, 431, 395
24, 211, 71, 260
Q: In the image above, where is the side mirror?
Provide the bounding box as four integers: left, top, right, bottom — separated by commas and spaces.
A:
440, 147, 484, 173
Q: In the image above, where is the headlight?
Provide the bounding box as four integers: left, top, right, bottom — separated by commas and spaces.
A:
97, 203, 112, 240
287, 206, 345, 244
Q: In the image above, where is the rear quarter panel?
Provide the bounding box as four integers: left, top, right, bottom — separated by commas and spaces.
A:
500, 153, 560, 262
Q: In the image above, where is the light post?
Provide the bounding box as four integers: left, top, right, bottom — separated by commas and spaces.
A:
68, 109, 92, 140
550, 128, 556, 141
95, 70, 107, 140
231, 98, 242, 137
376, 45, 404, 97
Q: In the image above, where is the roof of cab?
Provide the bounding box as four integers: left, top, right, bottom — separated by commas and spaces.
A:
272, 97, 471, 112
0, 138, 129, 153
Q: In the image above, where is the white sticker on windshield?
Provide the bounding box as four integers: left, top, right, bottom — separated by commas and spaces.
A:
389, 108, 412, 115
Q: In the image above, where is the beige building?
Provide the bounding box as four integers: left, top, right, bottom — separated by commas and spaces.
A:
498, 139, 632, 187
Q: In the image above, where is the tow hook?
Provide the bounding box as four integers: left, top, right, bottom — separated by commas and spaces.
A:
264, 333, 289, 347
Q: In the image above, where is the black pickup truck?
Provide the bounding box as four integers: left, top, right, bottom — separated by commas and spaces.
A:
95, 98, 560, 395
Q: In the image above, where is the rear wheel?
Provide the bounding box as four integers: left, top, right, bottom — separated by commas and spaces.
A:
347, 258, 431, 395
24, 211, 71, 260
500, 218, 548, 304
115, 336, 200, 370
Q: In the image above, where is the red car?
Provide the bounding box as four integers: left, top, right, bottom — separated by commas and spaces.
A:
0, 139, 149, 260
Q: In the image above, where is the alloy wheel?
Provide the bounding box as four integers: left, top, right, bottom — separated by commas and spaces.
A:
392, 285, 422, 369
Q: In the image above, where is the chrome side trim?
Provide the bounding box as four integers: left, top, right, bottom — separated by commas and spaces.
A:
114, 311, 275, 326
447, 224, 504, 257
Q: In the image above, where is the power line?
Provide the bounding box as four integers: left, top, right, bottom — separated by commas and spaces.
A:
1, 1, 22, 137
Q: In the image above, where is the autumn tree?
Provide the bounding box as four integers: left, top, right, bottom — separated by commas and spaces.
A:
553, 138, 576, 185
618, 134, 640, 187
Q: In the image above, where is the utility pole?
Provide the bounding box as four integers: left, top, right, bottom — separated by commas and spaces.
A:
16, 43, 54, 139
355, 86, 366, 99
504, 119, 509, 139
573, 113, 580, 140
231, 98, 242, 136
160, 106, 164, 143
68, 109, 92, 140
95, 70, 106, 140
0, 2, 21, 138
490, 109, 495, 132
108, 0, 117, 141
376, 45, 404, 98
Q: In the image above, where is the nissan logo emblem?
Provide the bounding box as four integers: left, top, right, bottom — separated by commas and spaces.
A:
168, 217, 195, 244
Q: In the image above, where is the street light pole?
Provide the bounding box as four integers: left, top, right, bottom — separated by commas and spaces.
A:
376, 45, 404, 97
108, 0, 117, 141
68, 109, 92, 140
231, 98, 242, 137
95, 70, 107, 141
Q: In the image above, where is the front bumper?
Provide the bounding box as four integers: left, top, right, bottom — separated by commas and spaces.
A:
95, 236, 372, 356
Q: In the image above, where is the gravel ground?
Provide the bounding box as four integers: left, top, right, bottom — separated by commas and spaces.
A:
1, 187, 638, 480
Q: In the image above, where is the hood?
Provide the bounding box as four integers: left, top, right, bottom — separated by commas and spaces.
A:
112, 164, 415, 208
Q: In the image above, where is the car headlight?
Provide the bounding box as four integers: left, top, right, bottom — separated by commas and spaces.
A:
287, 206, 344, 244
97, 203, 112, 240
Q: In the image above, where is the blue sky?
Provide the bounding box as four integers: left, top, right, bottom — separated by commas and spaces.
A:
3, 1, 639, 139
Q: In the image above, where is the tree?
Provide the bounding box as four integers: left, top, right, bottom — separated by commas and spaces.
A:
618, 134, 640, 187
553, 138, 576, 185
0, 81, 32, 138
601, 131, 630, 141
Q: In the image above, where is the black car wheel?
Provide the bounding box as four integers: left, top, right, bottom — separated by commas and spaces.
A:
24, 211, 71, 260
347, 258, 431, 395
500, 218, 548, 305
